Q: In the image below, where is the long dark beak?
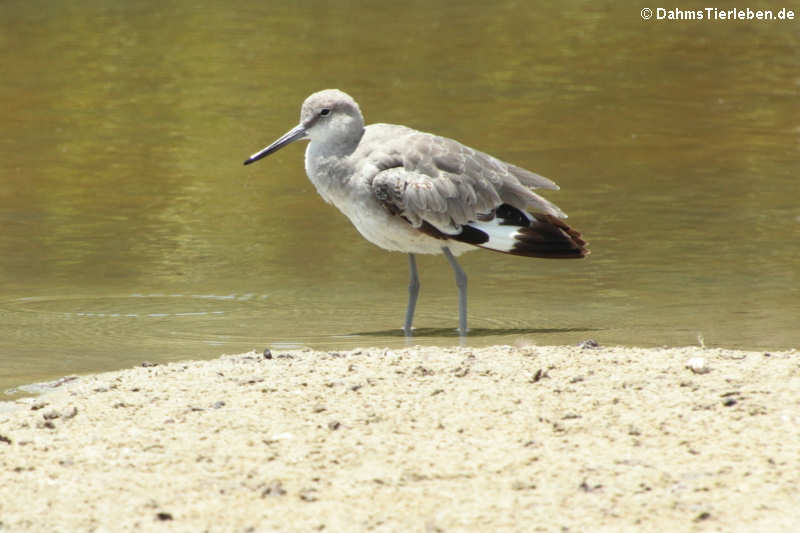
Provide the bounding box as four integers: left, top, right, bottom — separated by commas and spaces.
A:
243, 124, 308, 165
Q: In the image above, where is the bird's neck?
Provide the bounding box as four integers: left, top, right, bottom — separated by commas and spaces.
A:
305, 125, 362, 170
309, 126, 364, 159
304, 142, 357, 202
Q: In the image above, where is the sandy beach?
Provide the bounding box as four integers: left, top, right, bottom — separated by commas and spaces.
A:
1, 343, 798, 532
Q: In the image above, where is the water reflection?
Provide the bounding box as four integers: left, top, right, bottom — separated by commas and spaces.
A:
355, 328, 603, 338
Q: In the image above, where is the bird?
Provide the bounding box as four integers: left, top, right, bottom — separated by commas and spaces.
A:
244, 89, 588, 335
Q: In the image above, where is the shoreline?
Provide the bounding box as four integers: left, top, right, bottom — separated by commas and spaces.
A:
1, 344, 798, 531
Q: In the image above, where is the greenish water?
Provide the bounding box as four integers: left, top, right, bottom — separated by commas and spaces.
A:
1, 1, 798, 394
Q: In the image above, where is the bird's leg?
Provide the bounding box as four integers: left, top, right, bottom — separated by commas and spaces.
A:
403, 253, 420, 335
442, 246, 468, 335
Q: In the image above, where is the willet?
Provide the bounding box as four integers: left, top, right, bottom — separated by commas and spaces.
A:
244, 89, 588, 335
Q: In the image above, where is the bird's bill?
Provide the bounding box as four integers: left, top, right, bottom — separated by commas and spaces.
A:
243, 124, 308, 165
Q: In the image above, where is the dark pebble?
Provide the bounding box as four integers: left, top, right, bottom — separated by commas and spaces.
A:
263, 348, 272, 360
156, 512, 173, 521
453, 366, 469, 378
579, 479, 602, 492
262, 480, 286, 497
413, 365, 433, 377
299, 488, 319, 502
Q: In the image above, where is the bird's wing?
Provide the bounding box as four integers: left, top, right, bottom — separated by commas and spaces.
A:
367, 129, 566, 234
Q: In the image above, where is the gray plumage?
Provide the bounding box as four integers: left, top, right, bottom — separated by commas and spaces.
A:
369, 125, 566, 234
244, 89, 588, 334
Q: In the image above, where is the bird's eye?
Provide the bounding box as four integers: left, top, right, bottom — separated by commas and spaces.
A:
319, 108, 331, 117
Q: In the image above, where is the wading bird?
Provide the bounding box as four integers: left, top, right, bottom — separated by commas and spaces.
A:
244, 90, 588, 335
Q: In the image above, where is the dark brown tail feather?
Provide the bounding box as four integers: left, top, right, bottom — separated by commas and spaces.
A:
507, 214, 589, 259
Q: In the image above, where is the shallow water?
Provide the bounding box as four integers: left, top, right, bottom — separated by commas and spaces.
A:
2, 1, 799, 394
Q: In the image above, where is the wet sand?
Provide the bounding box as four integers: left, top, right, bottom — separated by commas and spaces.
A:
1, 344, 798, 532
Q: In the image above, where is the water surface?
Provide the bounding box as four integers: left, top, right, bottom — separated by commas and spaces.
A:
2, 1, 798, 394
